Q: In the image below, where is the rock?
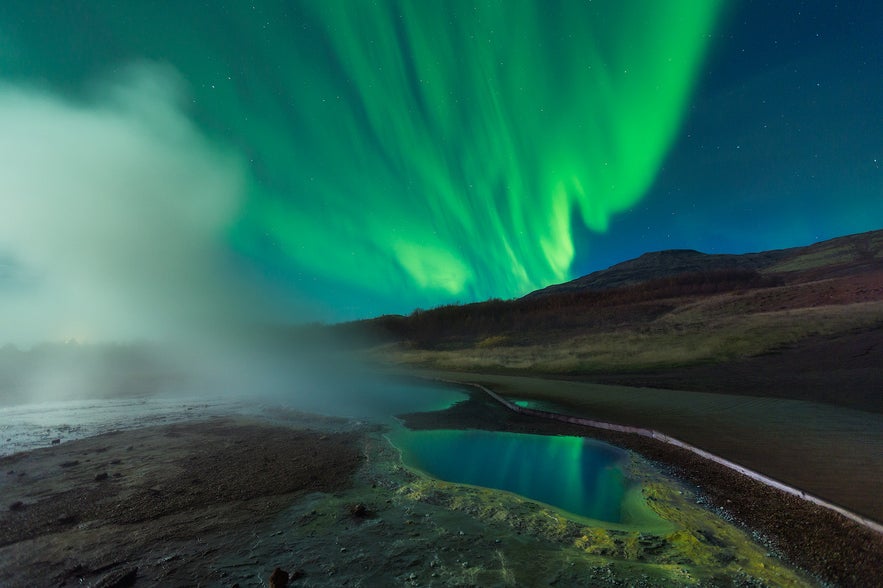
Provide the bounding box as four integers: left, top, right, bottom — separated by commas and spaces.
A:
95, 566, 138, 588
350, 503, 369, 518
269, 567, 289, 588
95, 472, 109, 481
59, 460, 80, 468
57, 513, 78, 524
9, 501, 25, 511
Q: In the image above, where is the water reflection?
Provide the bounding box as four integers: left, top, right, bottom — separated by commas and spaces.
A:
391, 429, 630, 523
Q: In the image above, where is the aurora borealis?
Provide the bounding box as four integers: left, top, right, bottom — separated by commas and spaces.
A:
1, 1, 881, 340
227, 1, 722, 302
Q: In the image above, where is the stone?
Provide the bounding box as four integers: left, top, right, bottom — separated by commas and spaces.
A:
95, 566, 138, 588
269, 567, 289, 588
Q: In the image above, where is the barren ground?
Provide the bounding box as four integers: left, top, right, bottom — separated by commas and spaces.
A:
0, 404, 827, 588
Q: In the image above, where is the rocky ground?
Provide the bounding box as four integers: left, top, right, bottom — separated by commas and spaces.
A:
0, 396, 827, 588
0, 413, 365, 586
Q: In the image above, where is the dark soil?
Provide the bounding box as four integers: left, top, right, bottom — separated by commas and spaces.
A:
0, 418, 365, 586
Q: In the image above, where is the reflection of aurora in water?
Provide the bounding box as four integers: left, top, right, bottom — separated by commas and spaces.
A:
0, 1, 723, 317
392, 429, 629, 523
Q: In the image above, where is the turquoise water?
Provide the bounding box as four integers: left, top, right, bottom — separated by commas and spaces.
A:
392, 429, 630, 523
512, 398, 560, 411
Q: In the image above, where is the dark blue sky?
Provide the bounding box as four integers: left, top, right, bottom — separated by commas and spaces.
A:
573, 0, 882, 276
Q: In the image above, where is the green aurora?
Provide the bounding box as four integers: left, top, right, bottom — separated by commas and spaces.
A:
1, 1, 725, 316
232, 1, 724, 304
232, 1, 725, 303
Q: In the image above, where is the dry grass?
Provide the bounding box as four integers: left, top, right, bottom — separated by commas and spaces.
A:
765, 230, 883, 273
383, 300, 883, 374
368, 259, 883, 377
765, 244, 856, 273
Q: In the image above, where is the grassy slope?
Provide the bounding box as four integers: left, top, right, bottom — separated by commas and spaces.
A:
354, 230, 883, 412
386, 298, 883, 373
367, 271, 883, 392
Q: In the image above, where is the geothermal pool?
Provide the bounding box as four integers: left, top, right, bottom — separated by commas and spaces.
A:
390, 428, 637, 523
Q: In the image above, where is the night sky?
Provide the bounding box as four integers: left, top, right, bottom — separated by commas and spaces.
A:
0, 1, 880, 342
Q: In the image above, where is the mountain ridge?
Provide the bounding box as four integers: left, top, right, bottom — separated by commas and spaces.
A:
354, 227, 883, 415
525, 228, 883, 298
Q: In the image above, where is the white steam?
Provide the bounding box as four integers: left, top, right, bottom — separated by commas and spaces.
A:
0, 64, 391, 413
0, 64, 245, 346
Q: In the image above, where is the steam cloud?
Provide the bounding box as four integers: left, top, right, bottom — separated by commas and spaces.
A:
0, 64, 391, 412
0, 63, 246, 347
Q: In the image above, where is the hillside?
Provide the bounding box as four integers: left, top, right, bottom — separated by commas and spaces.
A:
353, 229, 883, 412
524, 249, 789, 297
528, 228, 883, 296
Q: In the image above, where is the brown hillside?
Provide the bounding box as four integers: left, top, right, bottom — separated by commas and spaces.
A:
356, 229, 883, 412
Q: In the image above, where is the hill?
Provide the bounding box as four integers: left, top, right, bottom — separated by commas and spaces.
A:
528, 228, 883, 296
524, 249, 788, 297
350, 228, 883, 412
